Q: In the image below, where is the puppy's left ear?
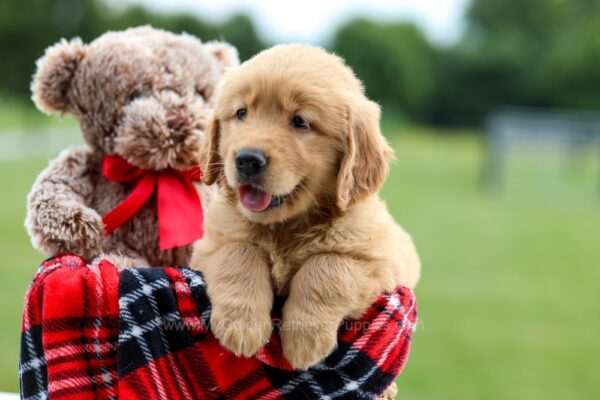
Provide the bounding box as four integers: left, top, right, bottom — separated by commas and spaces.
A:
336, 98, 394, 210
201, 117, 223, 185
206, 41, 240, 72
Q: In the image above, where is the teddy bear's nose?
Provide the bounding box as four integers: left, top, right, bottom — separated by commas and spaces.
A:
166, 111, 184, 130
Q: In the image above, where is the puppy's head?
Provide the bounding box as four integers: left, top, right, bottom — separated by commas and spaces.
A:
203, 44, 393, 224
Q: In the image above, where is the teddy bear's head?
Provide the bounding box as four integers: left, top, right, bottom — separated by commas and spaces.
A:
31, 26, 238, 170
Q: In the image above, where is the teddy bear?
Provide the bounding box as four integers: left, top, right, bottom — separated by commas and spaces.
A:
25, 26, 239, 267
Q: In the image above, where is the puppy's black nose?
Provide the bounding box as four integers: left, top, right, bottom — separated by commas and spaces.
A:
236, 148, 267, 177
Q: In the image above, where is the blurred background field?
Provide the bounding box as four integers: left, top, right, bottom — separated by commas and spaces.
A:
1, 0, 600, 398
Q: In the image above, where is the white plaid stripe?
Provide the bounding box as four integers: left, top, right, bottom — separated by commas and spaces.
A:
299, 372, 326, 397
21, 393, 48, 400
18, 354, 45, 375
325, 291, 417, 399
119, 269, 170, 398
126, 269, 172, 354
120, 312, 181, 342
120, 268, 194, 399
20, 325, 47, 400
276, 357, 378, 399
323, 344, 394, 399
376, 291, 415, 367
180, 268, 205, 288
118, 278, 170, 308
180, 268, 212, 325
271, 373, 307, 396
276, 290, 412, 399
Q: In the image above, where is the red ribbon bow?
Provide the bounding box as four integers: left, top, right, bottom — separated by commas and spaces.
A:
102, 155, 204, 250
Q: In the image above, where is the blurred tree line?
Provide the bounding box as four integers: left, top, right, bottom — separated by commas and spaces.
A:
0, 0, 264, 103
332, 0, 600, 125
1, 0, 599, 127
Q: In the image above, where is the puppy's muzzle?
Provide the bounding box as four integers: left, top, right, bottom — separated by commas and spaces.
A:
236, 148, 268, 178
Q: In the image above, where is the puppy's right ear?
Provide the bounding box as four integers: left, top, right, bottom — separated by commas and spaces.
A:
336, 99, 393, 210
202, 117, 223, 185
31, 38, 87, 114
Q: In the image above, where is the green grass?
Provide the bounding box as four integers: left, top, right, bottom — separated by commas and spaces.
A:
385, 128, 600, 399
0, 98, 77, 131
0, 128, 599, 397
0, 157, 50, 392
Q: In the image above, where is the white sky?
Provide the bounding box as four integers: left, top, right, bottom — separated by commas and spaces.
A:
131, 0, 471, 45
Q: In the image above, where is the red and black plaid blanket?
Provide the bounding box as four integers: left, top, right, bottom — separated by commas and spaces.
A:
20, 254, 418, 400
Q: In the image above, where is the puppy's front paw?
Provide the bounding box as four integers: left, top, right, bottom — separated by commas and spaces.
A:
210, 303, 272, 357
280, 312, 339, 370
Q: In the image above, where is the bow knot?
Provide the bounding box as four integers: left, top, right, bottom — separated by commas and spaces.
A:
102, 155, 204, 250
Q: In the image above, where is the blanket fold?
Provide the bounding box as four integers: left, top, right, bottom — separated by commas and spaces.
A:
20, 254, 417, 400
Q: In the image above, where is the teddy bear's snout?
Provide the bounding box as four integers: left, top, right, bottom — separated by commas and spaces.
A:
165, 111, 185, 131
113, 96, 207, 171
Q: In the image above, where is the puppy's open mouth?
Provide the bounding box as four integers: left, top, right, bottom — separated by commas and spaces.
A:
238, 183, 302, 213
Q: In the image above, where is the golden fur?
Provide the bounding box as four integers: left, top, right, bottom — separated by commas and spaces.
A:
191, 45, 420, 374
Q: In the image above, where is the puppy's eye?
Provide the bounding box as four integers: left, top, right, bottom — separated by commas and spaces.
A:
292, 115, 309, 130
236, 108, 247, 121
129, 91, 144, 102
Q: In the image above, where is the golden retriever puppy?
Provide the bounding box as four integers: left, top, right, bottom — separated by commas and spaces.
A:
191, 44, 420, 371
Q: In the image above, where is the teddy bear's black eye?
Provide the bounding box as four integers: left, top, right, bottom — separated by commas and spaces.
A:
236, 108, 247, 121
129, 91, 143, 102
292, 115, 309, 130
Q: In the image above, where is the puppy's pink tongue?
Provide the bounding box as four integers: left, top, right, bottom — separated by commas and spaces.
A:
239, 186, 272, 212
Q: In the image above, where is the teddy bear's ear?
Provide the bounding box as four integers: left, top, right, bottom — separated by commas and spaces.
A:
31, 38, 87, 114
206, 41, 240, 72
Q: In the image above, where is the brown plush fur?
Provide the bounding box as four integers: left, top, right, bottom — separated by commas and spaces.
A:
191, 44, 420, 378
26, 27, 238, 266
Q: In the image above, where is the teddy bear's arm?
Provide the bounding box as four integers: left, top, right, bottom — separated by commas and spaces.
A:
25, 146, 105, 259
